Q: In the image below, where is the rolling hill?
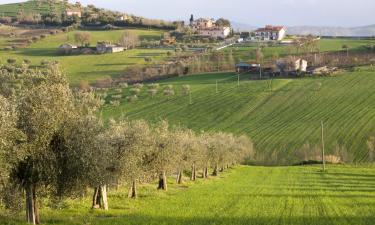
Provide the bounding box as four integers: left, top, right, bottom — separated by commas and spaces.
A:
0, 0, 67, 17
102, 68, 375, 164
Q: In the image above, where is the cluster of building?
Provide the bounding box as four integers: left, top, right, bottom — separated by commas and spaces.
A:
189, 15, 231, 39
58, 42, 125, 55
65, 8, 128, 21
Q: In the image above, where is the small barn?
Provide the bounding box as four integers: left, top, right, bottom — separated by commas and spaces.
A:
59, 43, 78, 50
96, 42, 125, 54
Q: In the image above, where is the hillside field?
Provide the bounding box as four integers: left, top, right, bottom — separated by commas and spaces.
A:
0, 28, 168, 84
1, 165, 374, 225
102, 67, 375, 163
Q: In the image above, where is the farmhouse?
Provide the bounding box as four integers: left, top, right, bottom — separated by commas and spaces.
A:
65, 9, 82, 18
255, 25, 286, 41
96, 42, 125, 54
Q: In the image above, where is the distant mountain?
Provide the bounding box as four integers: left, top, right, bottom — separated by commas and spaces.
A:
231, 21, 256, 32
287, 25, 375, 37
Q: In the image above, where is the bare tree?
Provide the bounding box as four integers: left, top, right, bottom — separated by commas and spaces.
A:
74, 32, 91, 47
119, 30, 139, 49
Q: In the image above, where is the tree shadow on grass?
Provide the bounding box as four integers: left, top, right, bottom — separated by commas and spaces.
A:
93, 214, 375, 225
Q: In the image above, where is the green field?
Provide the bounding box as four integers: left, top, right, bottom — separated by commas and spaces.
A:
2, 165, 374, 225
102, 67, 375, 163
226, 39, 375, 63
0, 28, 167, 84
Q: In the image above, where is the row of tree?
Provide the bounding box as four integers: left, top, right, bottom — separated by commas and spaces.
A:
0, 63, 254, 224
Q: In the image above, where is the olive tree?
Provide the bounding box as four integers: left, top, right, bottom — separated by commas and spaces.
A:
173, 128, 200, 183
151, 120, 180, 191
101, 119, 153, 199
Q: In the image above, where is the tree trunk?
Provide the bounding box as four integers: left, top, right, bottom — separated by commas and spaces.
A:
128, 179, 137, 199
100, 185, 108, 210
32, 186, 40, 224
92, 187, 100, 209
212, 164, 218, 176
25, 185, 36, 224
92, 185, 108, 210
203, 167, 209, 179
157, 171, 167, 191
176, 170, 183, 184
191, 163, 196, 181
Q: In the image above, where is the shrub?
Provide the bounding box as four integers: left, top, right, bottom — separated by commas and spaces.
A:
23, 59, 31, 64
148, 83, 159, 89
127, 95, 138, 102
129, 88, 141, 95
182, 85, 191, 95
144, 57, 152, 62
114, 88, 123, 93
111, 94, 122, 100
7, 58, 16, 64
40, 34, 47, 39
133, 83, 144, 89
119, 83, 128, 88
110, 100, 120, 106
148, 89, 158, 97
32, 36, 40, 42
3, 46, 12, 51
163, 89, 175, 97
40, 59, 50, 66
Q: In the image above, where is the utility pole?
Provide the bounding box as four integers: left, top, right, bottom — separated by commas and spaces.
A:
321, 121, 326, 172
259, 65, 262, 80
237, 74, 240, 87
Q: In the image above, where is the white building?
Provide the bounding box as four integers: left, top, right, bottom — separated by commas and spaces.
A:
198, 27, 231, 39
65, 9, 82, 18
255, 25, 286, 41
96, 42, 125, 54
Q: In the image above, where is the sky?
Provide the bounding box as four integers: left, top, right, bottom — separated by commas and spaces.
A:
1, 0, 375, 27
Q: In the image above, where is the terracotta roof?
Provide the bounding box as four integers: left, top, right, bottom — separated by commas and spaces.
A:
256, 25, 285, 32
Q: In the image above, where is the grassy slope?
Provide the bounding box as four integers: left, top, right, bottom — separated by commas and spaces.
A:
2, 165, 374, 225
102, 67, 375, 162
0, 0, 65, 17
0, 29, 167, 84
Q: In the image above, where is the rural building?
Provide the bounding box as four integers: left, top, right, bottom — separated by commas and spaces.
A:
160, 37, 176, 45
255, 25, 286, 41
65, 9, 82, 18
198, 27, 231, 39
276, 58, 308, 73
190, 18, 215, 29
96, 42, 125, 54
59, 43, 78, 50
235, 62, 261, 73
116, 15, 129, 21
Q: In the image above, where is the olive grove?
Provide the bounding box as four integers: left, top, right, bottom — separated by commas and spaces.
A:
0, 63, 255, 224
